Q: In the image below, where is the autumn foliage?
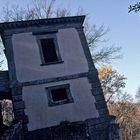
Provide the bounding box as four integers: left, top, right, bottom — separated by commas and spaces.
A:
98, 65, 140, 140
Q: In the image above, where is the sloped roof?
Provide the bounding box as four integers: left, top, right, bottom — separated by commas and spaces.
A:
0, 71, 9, 92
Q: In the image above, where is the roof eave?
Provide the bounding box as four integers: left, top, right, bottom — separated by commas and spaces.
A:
0, 15, 86, 32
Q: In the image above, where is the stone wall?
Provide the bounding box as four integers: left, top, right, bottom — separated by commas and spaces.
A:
25, 116, 120, 140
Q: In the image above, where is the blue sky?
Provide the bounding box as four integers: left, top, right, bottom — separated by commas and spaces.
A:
0, 0, 140, 98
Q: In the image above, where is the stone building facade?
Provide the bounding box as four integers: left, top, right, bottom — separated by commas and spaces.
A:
0, 16, 119, 139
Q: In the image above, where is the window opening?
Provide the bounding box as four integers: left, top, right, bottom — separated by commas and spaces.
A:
40, 38, 58, 63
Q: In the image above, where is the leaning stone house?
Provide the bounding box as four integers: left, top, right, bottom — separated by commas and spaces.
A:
0, 15, 119, 140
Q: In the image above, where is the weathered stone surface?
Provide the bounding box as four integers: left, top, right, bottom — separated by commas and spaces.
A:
25, 118, 118, 140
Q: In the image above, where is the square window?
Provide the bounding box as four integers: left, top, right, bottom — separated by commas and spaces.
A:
51, 88, 68, 102
46, 84, 74, 106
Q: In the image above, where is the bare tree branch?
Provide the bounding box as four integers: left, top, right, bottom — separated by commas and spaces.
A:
0, 0, 122, 67
98, 66, 126, 102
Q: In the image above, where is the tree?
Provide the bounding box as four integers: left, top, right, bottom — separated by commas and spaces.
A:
85, 25, 121, 65
98, 65, 140, 139
108, 92, 140, 140
135, 87, 140, 103
128, 2, 140, 13
98, 65, 126, 102
0, 0, 121, 67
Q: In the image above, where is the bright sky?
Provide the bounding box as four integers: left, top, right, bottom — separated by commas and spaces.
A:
0, 0, 140, 98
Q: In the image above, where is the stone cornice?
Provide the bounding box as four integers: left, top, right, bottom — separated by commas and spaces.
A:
0, 15, 85, 32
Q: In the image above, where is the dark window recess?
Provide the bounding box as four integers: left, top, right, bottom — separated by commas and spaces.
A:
51, 88, 68, 102
40, 39, 58, 63
46, 84, 74, 106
